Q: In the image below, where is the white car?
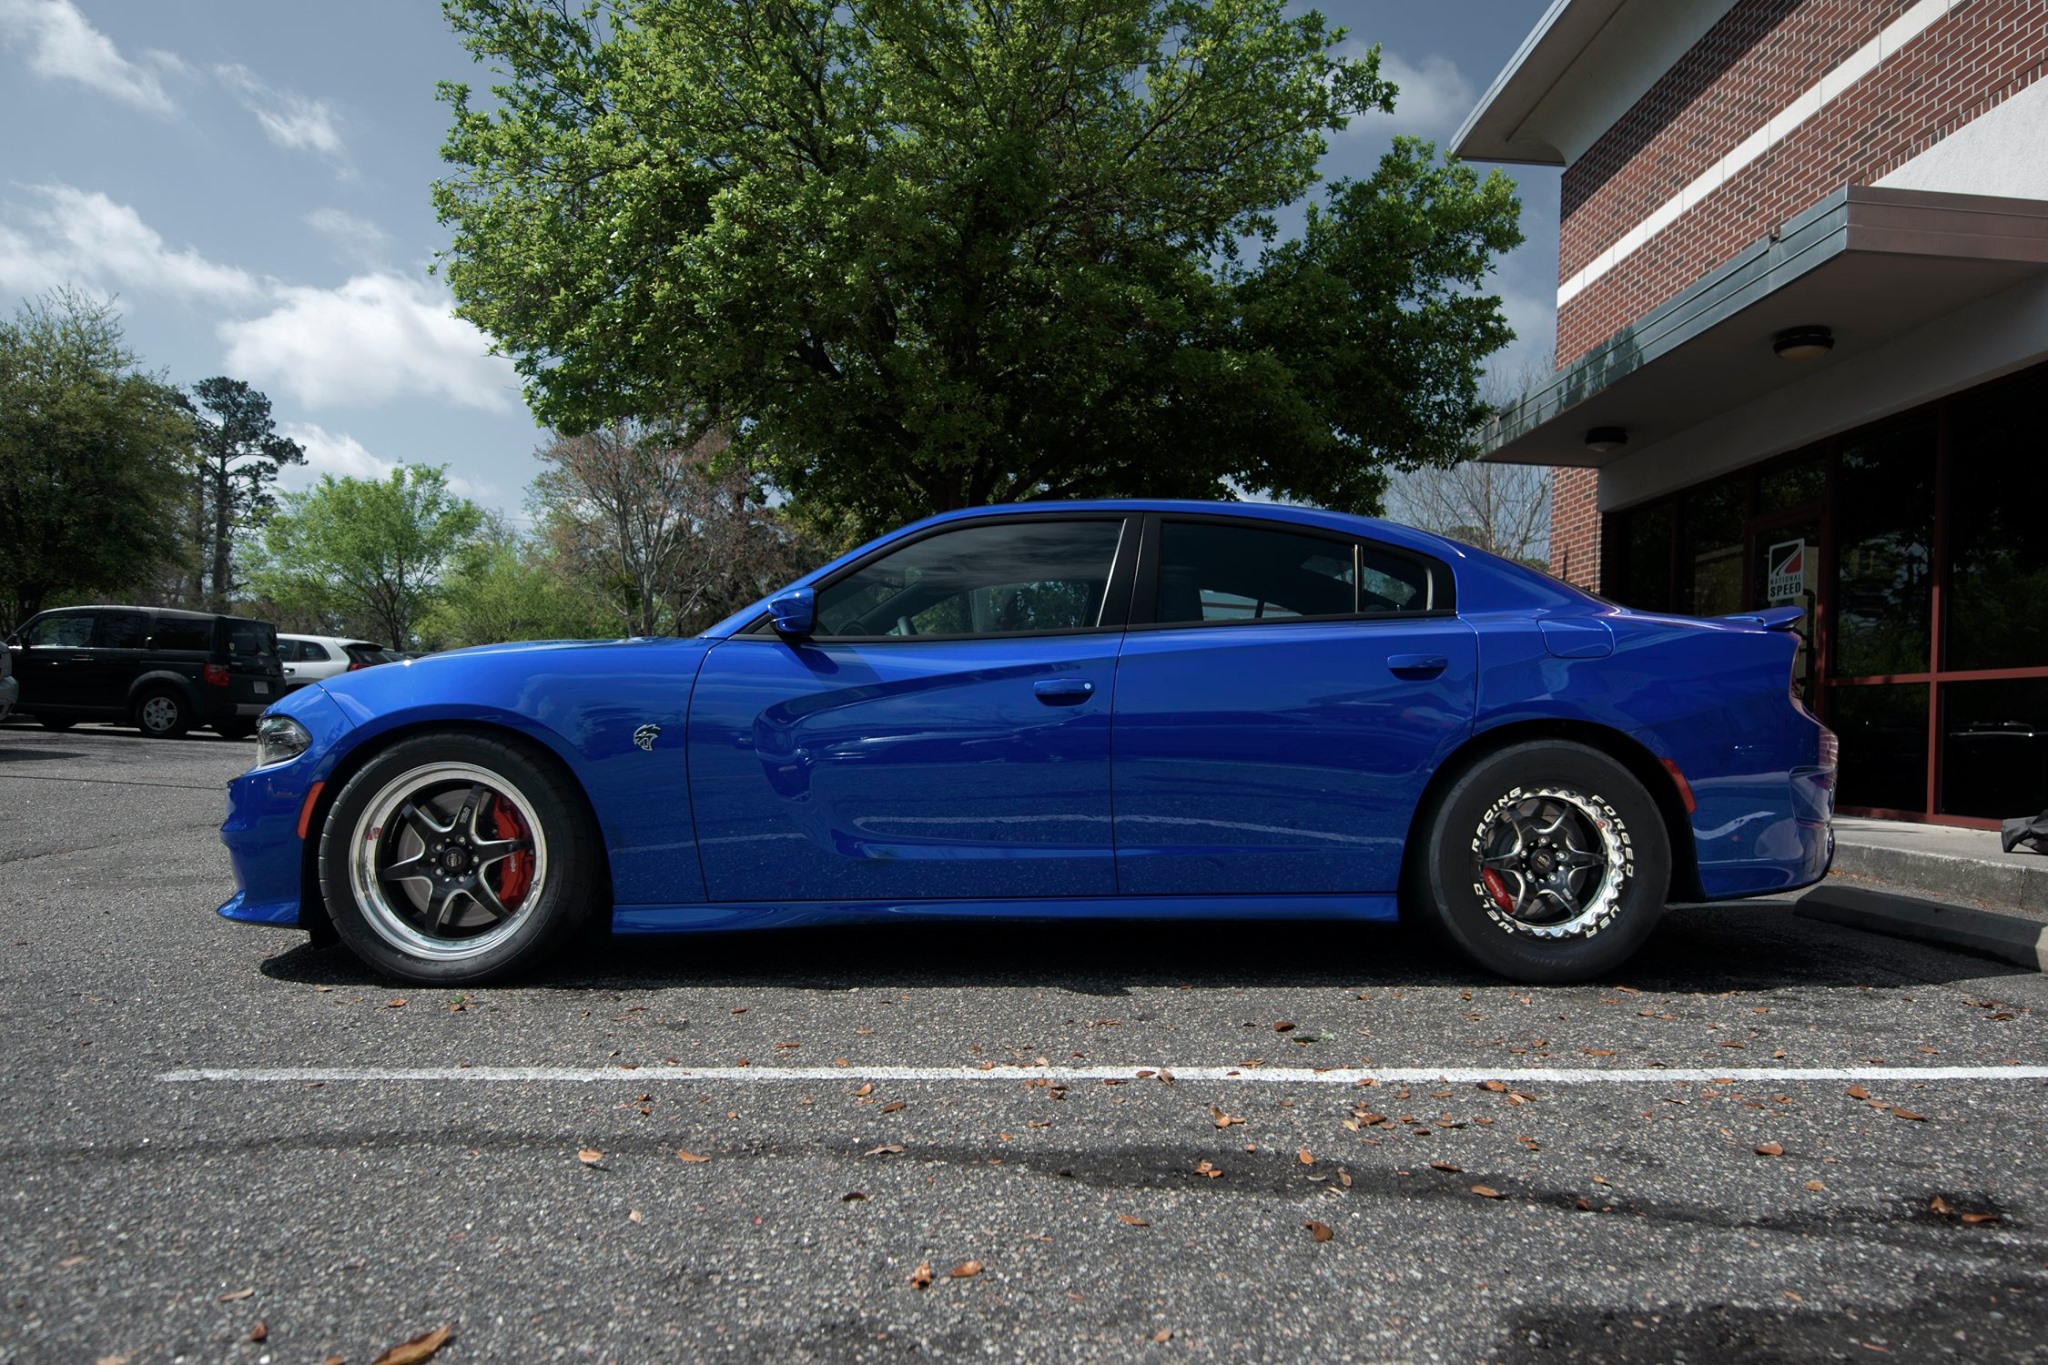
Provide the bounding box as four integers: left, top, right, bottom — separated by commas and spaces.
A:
277, 635, 394, 691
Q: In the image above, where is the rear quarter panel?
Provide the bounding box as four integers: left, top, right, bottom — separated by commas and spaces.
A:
1469, 610, 1829, 898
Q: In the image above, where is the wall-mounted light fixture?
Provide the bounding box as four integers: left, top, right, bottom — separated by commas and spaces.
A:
1583, 426, 1628, 454
1772, 325, 1834, 359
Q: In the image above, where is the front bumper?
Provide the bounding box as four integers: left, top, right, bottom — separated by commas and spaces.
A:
217, 688, 355, 927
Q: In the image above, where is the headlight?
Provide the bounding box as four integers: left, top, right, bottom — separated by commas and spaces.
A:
254, 714, 313, 769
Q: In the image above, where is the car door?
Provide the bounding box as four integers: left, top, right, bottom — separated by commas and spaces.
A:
79, 609, 150, 712
1110, 515, 1478, 896
13, 610, 99, 713
686, 515, 1136, 903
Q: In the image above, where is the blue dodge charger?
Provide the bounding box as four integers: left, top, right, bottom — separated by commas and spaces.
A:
220, 500, 1835, 985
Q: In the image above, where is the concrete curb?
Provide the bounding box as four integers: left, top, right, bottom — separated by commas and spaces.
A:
1797, 884, 2048, 972
1829, 839, 2048, 914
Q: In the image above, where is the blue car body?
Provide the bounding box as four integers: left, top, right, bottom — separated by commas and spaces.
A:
219, 500, 1834, 938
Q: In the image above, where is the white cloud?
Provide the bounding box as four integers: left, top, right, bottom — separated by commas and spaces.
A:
1354, 51, 1476, 138
215, 62, 345, 161
280, 422, 397, 482
220, 272, 520, 414
279, 422, 495, 500
0, 183, 263, 302
304, 207, 391, 268
0, 0, 175, 115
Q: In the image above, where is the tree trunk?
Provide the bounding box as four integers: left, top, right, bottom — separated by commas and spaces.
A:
209, 452, 231, 613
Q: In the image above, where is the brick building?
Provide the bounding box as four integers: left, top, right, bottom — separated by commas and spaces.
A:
1456, 0, 2048, 826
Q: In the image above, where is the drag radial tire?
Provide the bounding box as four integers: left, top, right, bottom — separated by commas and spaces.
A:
1408, 740, 1671, 984
317, 731, 604, 985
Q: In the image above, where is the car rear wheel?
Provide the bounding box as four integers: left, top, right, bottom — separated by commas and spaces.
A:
135, 689, 190, 739
1407, 740, 1670, 984
317, 732, 603, 985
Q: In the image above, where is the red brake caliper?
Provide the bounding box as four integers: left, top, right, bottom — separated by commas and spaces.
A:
490, 799, 534, 908
1480, 867, 1516, 914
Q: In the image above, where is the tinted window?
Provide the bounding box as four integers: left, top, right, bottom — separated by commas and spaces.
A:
814, 520, 1126, 638
95, 610, 149, 649
1154, 521, 1427, 625
297, 641, 330, 662
228, 620, 275, 657
24, 613, 93, 647
150, 618, 212, 652
1833, 416, 1934, 677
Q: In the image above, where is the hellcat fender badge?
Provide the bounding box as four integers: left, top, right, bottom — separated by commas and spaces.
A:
634, 723, 661, 752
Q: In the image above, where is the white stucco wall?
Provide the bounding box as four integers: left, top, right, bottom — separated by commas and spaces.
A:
1877, 77, 2048, 200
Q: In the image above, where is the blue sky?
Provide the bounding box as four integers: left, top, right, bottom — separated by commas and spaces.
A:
0, 0, 1559, 522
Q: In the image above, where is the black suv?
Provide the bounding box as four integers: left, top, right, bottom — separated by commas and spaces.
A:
4, 606, 285, 739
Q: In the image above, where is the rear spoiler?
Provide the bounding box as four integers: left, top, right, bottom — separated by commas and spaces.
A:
1715, 606, 1805, 631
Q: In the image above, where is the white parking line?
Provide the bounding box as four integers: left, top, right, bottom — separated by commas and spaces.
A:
159, 1064, 2048, 1086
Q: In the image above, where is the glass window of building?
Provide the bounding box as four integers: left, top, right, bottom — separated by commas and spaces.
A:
1832, 416, 1934, 678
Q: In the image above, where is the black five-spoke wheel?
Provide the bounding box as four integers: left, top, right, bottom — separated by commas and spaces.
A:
318, 733, 602, 984
1408, 739, 1670, 983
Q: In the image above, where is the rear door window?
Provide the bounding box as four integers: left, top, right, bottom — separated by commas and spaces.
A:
1152, 520, 1438, 625
94, 611, 150, 649
298, 641, 331, 662
228, 620, 275, 658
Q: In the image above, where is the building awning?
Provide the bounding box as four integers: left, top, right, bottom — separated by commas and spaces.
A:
1480, 186, 2048, 468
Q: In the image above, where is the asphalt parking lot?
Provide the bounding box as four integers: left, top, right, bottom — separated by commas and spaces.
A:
2, 720, 2045, 1363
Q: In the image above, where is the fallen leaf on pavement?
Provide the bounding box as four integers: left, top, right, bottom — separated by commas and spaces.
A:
1928, 1195, 1953, 1215
1846, 1085, 1870, 1100
249, 1321, 267, 1343
854, 1083, 873, 1097
385, 997, 405, 1009
1193, 1161, 1223, 1179
1211, 1107, 1243, 1128
948, 1260, 983, 1278
219, 1287, 255, 1302
1755, 1143, 1785, 1157
1153, 1328, 1173, 1343
1470, 1185, 1504, 1199
911, 1262, 933, 1289
1298, 1149, 1315, 1166
1428, 1161, 1462, 1173
1961, 1212, 2001, 1225
1117, 1214, 1149, 1227
628, 1209, 643, 1223
864, 1144, 905, 1157
1479, 1080, 1507, 1093
577, 1148, 603, 1165
371, 1325, 452, 1365
1804, 1180, 1825, 1192
676, 1149, 711, 1163
1303, 1220, 1333, 1242
1274, 1021, 1296, 1032
880, 1101, 906, 1114
1892, 1108, 1928, 1122
1591, 1175, 1611, 1186
842, 1191, 866, 1202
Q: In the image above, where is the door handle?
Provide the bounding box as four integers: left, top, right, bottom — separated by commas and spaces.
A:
1387, 654, 1448, 679
1033, 678, 1096, 706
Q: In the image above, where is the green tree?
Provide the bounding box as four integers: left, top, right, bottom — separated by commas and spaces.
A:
435, 0, 1522, 532
0, 290, 193, 630
255, 466, 484, 649
188, 376, 306, 611
422, 513, 616, 647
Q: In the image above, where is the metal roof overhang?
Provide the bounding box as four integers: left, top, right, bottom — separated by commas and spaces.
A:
1479, 186, 2048, 468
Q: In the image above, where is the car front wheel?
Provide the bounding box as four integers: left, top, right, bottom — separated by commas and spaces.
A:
1408, 740, 1671, 984
317, 732, 604, 984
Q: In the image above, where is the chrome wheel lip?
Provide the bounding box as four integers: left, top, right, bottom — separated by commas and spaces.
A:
139, 695, 179, 732
347, 761, 549, 963
1468, 784, 1631, 940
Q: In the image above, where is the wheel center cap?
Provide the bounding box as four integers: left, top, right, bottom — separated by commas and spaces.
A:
440, 848, 470, 874
1530, 850, 1556, 875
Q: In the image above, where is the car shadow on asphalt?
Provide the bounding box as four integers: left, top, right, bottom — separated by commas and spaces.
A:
0, 746, 87, 763
256, 901, 2035, 994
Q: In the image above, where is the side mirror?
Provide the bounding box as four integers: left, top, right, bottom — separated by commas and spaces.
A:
768, 587, 816, 638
